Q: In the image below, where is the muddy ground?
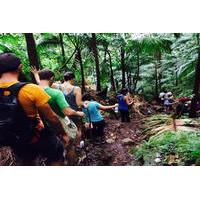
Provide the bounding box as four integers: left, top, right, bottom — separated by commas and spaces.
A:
78, 115, 145, 166
0, 114, 146, 166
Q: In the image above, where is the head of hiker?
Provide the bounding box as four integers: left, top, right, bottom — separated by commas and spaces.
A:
38, 69, 55, 86
0, 53, 22, 77
64, 71, 75, 84
121, 88, 128, 95
82, 93, 93, 102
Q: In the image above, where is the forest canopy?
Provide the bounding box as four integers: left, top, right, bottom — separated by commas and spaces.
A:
0, 33, 199, 101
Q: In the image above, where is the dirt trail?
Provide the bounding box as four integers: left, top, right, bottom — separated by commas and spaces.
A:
78, 116, 144, 166
0, 113, 146, 166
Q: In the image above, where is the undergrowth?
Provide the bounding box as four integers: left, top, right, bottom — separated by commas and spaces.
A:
133, 130, 200, 166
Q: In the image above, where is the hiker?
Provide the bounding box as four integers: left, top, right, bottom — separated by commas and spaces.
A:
175, 97, 191, 117
117, 88, 133, 122
82, 93, 118, 144
0, 53, 70, 166
31, 68, 85, 122
31, 68, 85, 164
164, 91, 174, 114
59, 71, 85, 148
159, 91, 166, 105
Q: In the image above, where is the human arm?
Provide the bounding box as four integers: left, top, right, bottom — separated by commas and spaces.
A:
62, 107, 84, 117
31, 66, 41, 85
52, 83, 63, 90
56, 90, 85, 117
124, 96, 133, 105
98, 103, 119, 110
31, 86, 70, 146
74, 87, 84, 107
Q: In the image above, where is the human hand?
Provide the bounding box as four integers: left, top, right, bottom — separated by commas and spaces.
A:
83, 101, 89, 108
77, 111, 85, 117
129, 101, 134, 105
114, 103, 119, 107
31, 66, 38, 75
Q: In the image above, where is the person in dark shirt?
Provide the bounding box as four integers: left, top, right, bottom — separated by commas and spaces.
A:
117, 88, 133, 122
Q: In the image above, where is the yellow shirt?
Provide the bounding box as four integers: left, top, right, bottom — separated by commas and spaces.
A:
0, 81, 50, 118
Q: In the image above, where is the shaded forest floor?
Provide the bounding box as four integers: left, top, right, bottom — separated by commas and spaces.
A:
78, 116, 145, 166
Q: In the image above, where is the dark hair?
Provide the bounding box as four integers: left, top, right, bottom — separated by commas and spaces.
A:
64, 71, 75, 81
38, 69, 55, 80
0, 53, 21, 74
82, 93, 92, 101
121, 88, 128, 95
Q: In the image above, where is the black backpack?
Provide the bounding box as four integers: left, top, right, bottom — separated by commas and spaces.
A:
0, 82, 37, 145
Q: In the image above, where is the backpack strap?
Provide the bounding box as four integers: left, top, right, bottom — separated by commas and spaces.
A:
6, 82, 29, 96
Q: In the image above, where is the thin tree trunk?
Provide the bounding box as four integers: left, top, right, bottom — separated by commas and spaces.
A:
76, 47, 85, 93
61, 48, 76, 70
24, 33, 40, 83
59, 33, 66, 68
133, 49, 140, 93
175, 64, 178, 86
91, 33, 101, 91
158, 58, 162, 91
126, 70, 129, 89
107, 50, 116, 92
77, 48, 85, 92
24, 33, 40, 69
154, 51, 161, 101
121, 47, 126, 88
190, 33, 200, 118
128, 71, 132, 90
155, 63, 159, 100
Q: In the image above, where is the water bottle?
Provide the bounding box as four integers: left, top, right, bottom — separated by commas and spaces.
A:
114, 107, 118, 113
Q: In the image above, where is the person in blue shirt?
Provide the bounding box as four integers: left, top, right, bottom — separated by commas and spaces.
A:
82, 94, 118, 143
117, 88, 133, 122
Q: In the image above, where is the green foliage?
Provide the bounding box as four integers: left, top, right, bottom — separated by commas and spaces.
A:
133, 130, 200, 165
0, 33, 199, 99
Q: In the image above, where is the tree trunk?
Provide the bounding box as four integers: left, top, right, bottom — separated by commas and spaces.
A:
128, 70, 132, 90
154, 63, 159, 100
91, 33, 101, 91
189, 33, 200, 118
76, 47, 85, 93
133, 49, 140, 93
24, 33, 40, 69
107, 50, 116, 92
175, 63, 178, 86
126, 70, 129, 89
154, 51, 161, 101
121, 47, 126, 88
24, 33, 40, 83
158, 56, 162, 91
59, 33, 66, 68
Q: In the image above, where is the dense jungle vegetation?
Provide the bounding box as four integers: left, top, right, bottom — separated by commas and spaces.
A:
0, 33, 199, 101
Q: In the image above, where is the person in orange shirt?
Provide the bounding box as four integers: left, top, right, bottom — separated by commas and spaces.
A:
0, 53, 69, 166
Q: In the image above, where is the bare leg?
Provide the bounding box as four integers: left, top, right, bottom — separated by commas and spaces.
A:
76, 127, 82, 147
66, 143, 77, 165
